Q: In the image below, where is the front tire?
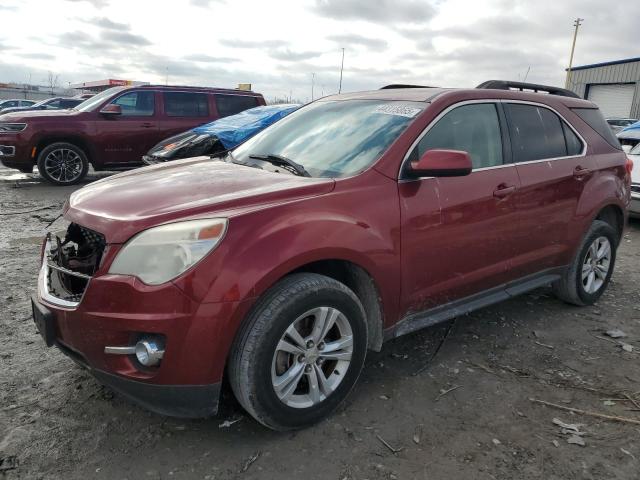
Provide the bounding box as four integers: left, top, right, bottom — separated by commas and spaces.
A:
553, 219, 617, 306
228, 273, 368, 431
37, 142, 89, 186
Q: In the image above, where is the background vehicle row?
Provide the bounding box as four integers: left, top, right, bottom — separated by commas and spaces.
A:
0, 85, 266, 184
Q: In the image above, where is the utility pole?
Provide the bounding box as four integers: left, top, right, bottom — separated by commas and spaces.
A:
338, 47, 345, 93
565, 18, 584, 89
311, 72, 315, 101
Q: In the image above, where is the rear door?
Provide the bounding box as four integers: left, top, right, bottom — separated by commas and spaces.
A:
400, 101, 521, 314
95, 90, 158, 166
504, 101, 592, 277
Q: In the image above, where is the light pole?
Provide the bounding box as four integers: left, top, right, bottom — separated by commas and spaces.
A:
565, 18, 584, 90
339, 47, 345, 93
311, 72, 315, 101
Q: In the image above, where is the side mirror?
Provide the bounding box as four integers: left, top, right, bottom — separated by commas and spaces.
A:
99, 104, 122, 116
409, 149, 472, 177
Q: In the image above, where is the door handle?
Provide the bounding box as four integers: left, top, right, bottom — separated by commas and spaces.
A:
493, 184, 516, 198
573, 165, 591, 179
140, 123, 154, 128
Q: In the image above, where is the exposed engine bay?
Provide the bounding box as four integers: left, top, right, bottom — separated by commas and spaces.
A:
45, 223, 106, 302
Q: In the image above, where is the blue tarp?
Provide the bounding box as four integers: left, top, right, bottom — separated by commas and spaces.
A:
620, 120, 640, 133
192, 104, 300, 149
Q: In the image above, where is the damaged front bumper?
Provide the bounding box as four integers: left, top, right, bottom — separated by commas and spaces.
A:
33, 226, 233, 418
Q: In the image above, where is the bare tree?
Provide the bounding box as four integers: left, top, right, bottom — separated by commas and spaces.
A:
46, 71, 59, 95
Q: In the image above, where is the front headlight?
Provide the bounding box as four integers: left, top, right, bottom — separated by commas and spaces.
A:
108, 218, 228, 285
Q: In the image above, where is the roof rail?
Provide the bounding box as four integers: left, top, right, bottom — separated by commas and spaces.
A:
476, 80, 580, 99
380, 84, 434, 89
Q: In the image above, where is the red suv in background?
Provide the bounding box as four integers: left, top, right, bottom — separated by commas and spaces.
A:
0, 85, 265, 184
32, 81, 632, 430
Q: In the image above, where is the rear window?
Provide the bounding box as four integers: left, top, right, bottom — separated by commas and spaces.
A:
164, 92, 209, 117
215, 95, 259, 118
505, 104, 568, 162
562, 122, 583, 156
572, 107, 621, 149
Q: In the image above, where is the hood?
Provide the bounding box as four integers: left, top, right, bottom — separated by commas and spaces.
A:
0, 109, 79, 121
66, 157, 335, 243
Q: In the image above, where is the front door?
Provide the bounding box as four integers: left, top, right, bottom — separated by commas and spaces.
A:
399, 102, 521, 315
95, 90, 158, 166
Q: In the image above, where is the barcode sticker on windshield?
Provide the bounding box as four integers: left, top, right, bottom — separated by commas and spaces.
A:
373, 105, 422, 118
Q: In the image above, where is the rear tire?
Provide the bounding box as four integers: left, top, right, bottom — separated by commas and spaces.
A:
37, 142, 89, 186
553, 220, 617, 306
228, 273, 368, 431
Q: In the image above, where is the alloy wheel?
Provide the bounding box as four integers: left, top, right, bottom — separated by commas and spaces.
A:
271, 306, 353, 409
43, 148, 83, 183
581, 236, 611, 294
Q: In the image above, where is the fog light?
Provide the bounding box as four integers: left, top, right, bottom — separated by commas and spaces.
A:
135, 338, 165, 367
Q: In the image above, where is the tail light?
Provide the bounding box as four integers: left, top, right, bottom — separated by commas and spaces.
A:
626, 156, 634, 175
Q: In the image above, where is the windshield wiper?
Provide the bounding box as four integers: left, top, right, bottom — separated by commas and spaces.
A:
248, 153, 310, 177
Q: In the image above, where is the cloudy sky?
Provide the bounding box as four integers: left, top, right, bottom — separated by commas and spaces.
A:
0, 0, 638, 101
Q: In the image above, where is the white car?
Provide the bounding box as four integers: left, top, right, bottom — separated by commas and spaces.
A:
629, 143, 640, 218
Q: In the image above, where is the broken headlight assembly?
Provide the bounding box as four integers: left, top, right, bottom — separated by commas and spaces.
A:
108, 218, 228, 285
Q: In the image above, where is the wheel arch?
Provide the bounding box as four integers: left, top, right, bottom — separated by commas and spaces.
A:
289, 259, 385, 351
35, 135, 95, 166
237, 254, 387, 353
595, 204, 625, 244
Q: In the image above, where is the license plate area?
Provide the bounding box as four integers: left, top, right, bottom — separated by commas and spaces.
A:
31, 296, 56, 347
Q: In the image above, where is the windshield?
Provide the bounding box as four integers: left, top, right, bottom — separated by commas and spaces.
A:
231, 99, 424, 178
74, 87, 127, 112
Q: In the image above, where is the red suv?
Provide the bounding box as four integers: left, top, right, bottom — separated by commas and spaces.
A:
32, 81, 632, 430
0, 85, 265, 185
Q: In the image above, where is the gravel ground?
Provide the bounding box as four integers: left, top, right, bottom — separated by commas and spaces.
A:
1, 166, 639, 480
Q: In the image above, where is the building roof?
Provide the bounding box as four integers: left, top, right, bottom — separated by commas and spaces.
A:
70, 79, 149, 89
568, 57, 640, 72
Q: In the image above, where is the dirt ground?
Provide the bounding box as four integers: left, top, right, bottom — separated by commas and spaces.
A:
1, 165, 639, 480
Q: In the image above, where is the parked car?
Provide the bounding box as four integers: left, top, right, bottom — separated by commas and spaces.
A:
0, 97, 83, 115
0, 99, 36, 112
628, 143, 640, 218
606, 117, 638, 134
74, 93, 95, 100
143, 104, 299, 164
617, 120, 640, 149
31, 81, 631, 430
0, 85, 266, 183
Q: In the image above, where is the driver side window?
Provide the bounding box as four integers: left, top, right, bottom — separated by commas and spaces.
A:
411, 103, 504, 169
110, 91, 155, 116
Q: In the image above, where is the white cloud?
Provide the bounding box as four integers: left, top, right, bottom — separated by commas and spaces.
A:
0, 0, 638, 102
